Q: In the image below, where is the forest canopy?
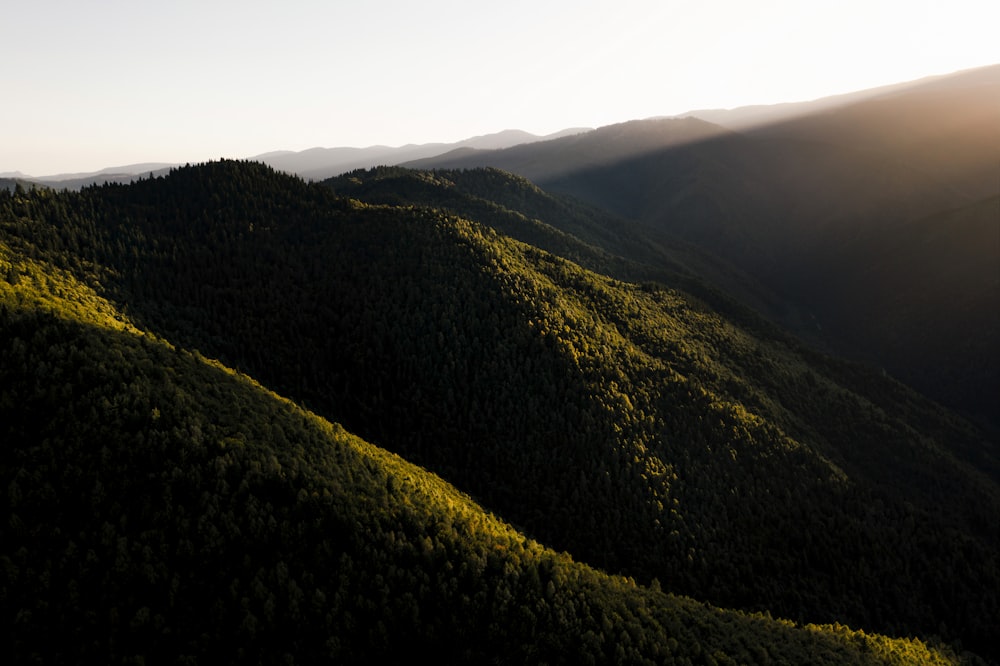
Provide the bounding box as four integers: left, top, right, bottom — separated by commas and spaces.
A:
1, 161, 996, 664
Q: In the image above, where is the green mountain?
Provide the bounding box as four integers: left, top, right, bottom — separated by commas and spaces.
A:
405, 65, 1000, 427
6, 237, 964, 665
324, 165, 785, 321
1, 161, 997, 663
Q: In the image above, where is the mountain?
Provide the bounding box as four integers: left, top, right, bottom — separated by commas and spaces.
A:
1, 161, 996, 663
403, 115, 734, 182
675, 65, 999, 130
251, 127, 590, 181
6, 163, 180, 191
8, 129, 591, 192
405, 64, 1000, 427
44, 162, 180, 179
8, 234, 967, 665
324, 165, 798, 327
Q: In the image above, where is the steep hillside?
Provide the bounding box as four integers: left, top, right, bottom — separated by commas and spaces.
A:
408, 65, 1000, 426
1, 162, 997, 661
7, 244, 970, 664
812, 194, 1000, 421
682, 64, 1000, 134
2, 186, 977, 665
740, 64, 1000, 199
324, 166, 789, 323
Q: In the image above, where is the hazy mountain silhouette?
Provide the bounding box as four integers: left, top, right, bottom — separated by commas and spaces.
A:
11, 129, 591, 191
7, 163, 179, 190
677, 65, 1000, 130
252, 127, 590, 181
403, 116, 735, 181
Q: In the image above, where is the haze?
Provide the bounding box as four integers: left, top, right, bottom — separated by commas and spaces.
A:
3, 0, 997, 176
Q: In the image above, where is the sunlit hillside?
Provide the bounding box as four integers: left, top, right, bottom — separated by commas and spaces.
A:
1, 162, 997, 663
408, 66, 1000, 427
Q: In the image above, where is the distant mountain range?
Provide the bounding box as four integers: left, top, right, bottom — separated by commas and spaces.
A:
0, 163, 178, 190
251, 127, 591, 181
2, 128, 590, 189
11, 65, 990, 191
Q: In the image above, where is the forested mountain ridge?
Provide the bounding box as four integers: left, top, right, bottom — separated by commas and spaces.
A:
324, 165, 792, 324
406, 65, 1000, 426
0, 234, 970, 664
322, 164, 1000, 482
1, 161, 997, 663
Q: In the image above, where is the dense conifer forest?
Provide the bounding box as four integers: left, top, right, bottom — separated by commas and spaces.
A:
1, 161, 997, 664
406, 66, 1000, 428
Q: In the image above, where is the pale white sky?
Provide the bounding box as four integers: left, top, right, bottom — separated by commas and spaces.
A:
2, 0, 997, 175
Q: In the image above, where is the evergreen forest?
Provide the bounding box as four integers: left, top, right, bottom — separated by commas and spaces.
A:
1, 160, 997, 664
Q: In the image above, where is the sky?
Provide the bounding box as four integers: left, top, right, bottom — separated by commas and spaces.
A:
2, 0, 998, 176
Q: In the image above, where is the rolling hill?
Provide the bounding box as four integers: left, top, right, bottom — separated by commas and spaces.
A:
1, 161, 997, 662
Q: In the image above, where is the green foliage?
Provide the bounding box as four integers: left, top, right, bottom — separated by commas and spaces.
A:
0, 161, 995, 663
537, 118, 999, 427
1, 243, 968, 665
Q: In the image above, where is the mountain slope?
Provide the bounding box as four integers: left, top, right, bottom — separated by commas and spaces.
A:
407, 65, 1000, 426
0, 191, 972, 664
812, 194, 1000, 420
323, 165, 789, 323
680, 64, 1000, 132
1, 161, 997, 661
